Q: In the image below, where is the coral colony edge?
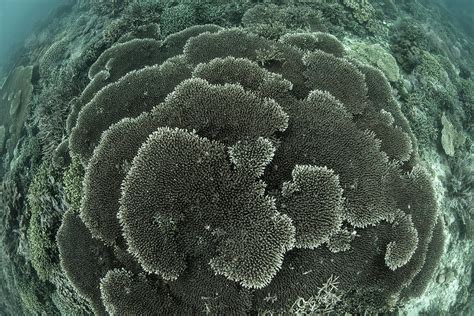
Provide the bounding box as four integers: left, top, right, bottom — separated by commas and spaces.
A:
0, 1, 472, 315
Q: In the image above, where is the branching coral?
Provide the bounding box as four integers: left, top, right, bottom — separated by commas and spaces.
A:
341, 0, 386, 35
343, 0, 374, 24
39, 37, 70, 79
242, 4, 322, 39
26, 162, 64, 282
288, 275, 342, 315
160, 4, 198, 37
58, 25, 443, 314
391, 20, 429, 73
63, 156, 84, 212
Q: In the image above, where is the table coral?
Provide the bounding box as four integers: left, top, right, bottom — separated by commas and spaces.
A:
56, 25, 443, 314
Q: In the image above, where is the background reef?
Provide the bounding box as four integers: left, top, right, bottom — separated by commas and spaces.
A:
0, 0, 472, 315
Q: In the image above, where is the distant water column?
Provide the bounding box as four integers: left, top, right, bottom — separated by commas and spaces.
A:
0, 0, 62, 73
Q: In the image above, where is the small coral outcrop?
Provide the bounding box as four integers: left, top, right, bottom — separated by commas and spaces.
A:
441, 112, 466, 157
348, 42, 400, 82
57, 25, 443, 314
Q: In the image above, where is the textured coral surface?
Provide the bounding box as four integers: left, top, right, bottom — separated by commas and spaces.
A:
56, 25, 443, 315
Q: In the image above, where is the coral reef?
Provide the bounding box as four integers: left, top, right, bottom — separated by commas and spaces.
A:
391, 20, 429, 73
343, 0, 375, 24
242, 3, 322, 39
0, 0, 472, 315
55, 25, 442, 314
